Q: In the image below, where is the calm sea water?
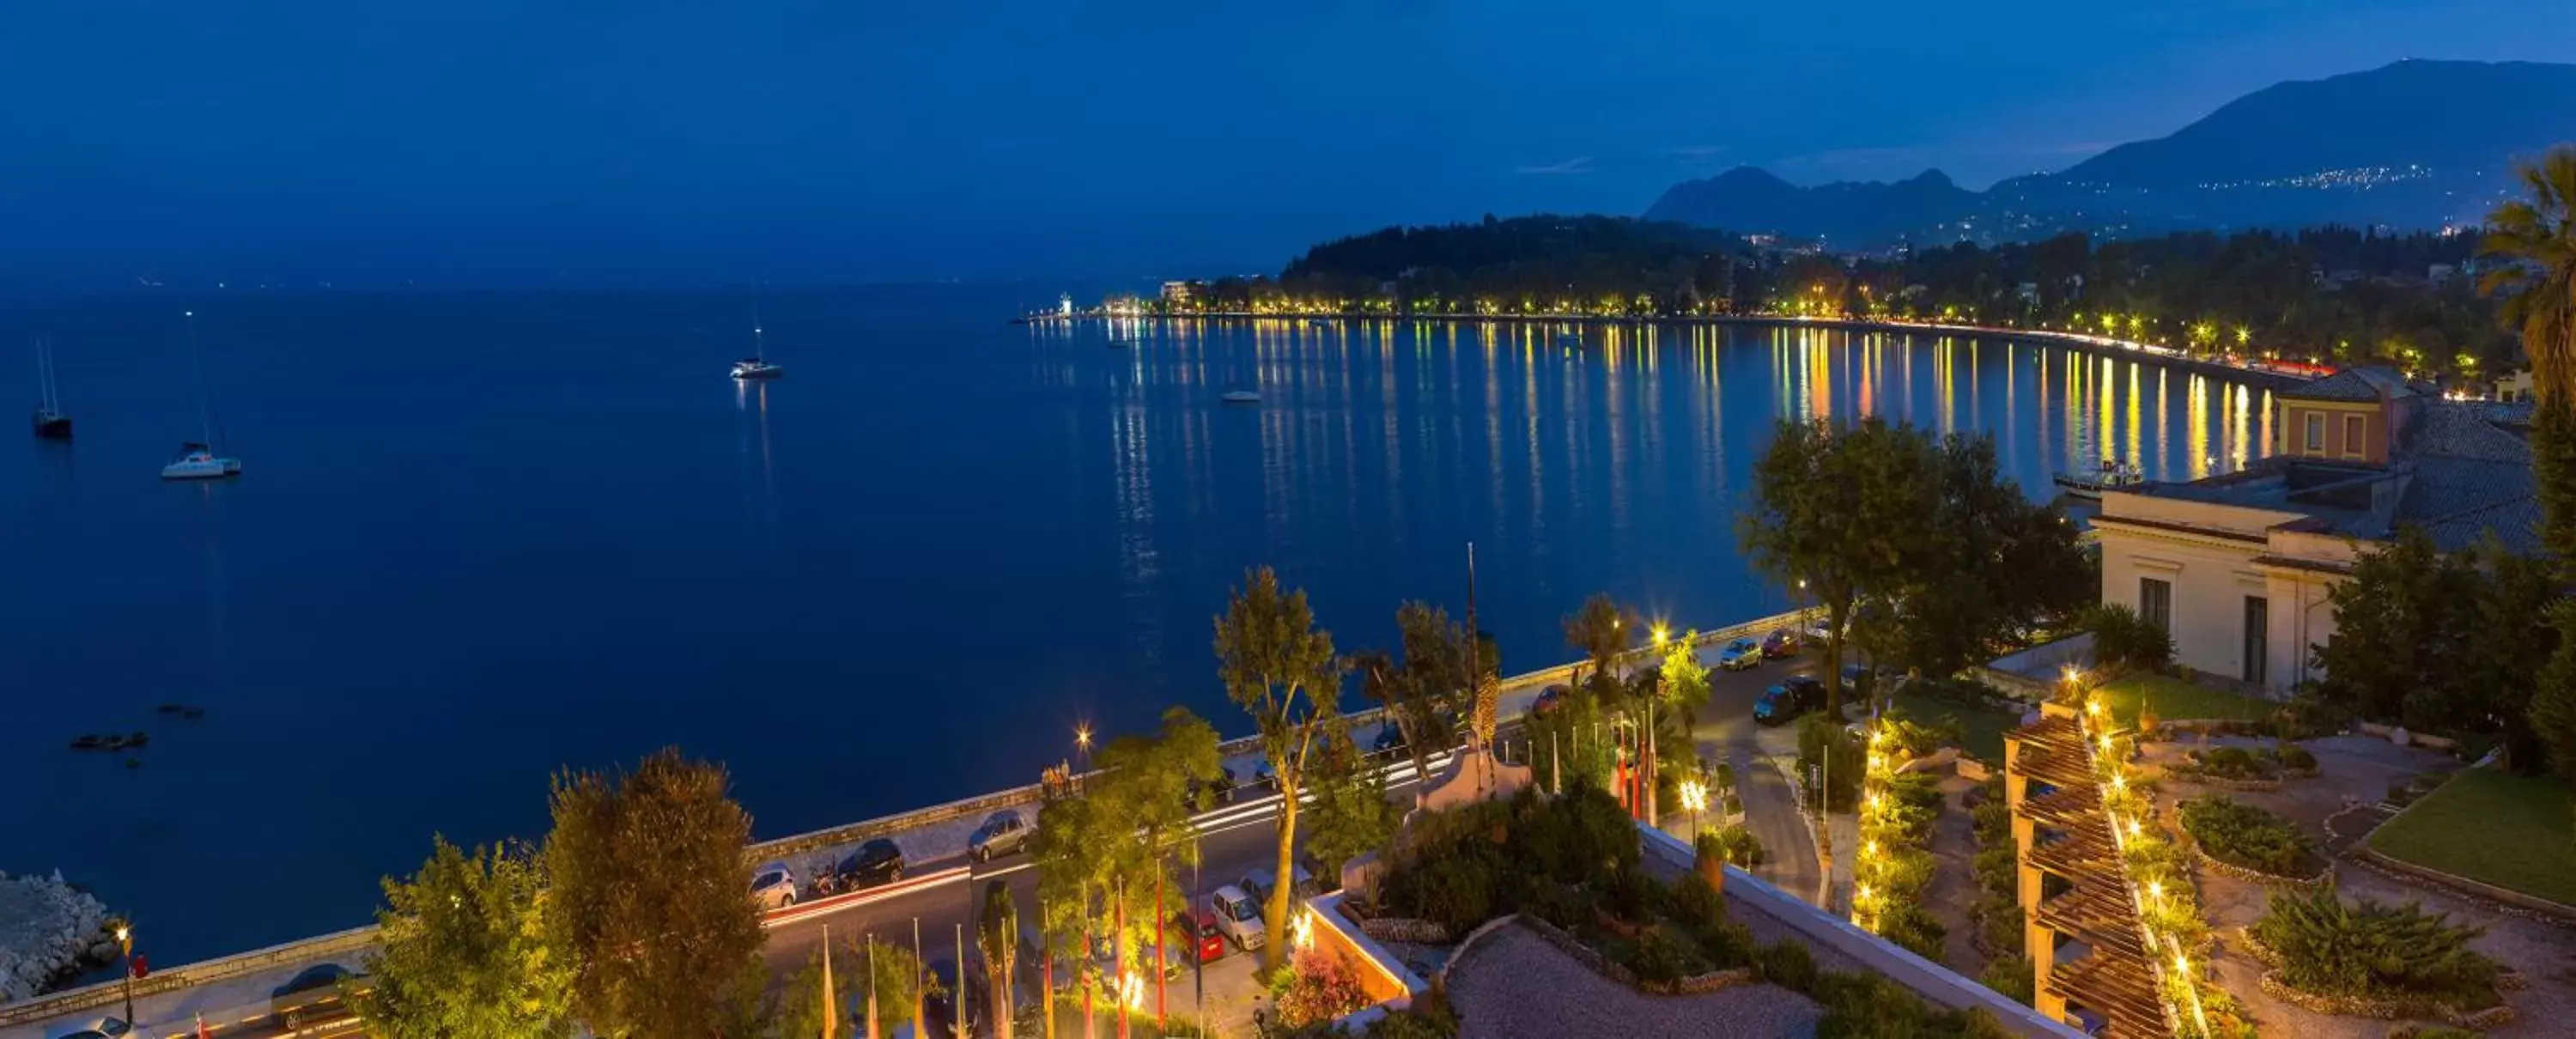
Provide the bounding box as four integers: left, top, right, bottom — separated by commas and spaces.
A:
1, 285, 2275, 962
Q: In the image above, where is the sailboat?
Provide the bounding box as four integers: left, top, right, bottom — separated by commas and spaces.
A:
731, 304, 781, 380
31, 337, 70, 439
161, 312, 241, 480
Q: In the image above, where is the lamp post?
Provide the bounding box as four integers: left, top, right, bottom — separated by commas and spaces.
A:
113, 921, 133, 1025
1074, 725, 1092, 773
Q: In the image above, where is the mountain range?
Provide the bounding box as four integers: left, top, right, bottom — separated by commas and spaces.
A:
1642, 59, 2576, 248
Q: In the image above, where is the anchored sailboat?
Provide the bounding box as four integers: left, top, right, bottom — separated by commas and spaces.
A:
31, 337, 70, 439
731, 301, 781, 380
161, 312, 241, 480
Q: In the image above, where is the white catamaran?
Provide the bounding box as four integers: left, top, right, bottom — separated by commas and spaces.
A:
161, 312, 241, 480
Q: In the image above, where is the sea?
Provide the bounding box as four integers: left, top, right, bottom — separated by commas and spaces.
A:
0, 284, 2276, 963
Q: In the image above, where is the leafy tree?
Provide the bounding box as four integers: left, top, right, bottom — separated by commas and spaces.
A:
353, 836, 573, 1039
2534, 599, 2576, 781
1656, 630, 1712, 736
769, 952, 829, 1039
1741, 417, 1940, 714
1030, 790, 1110, 1036
1360, 602, 1470, 803
2478, 146, 2576, 568
1880, 434, 2091, 679
544, 748, 766, 1039
2464, 538, 2561, 773
1559, 593, 1633, 698
1212, 566, 1344, 970
1091, 707, 1223, 1024
1301, 727, 1400, 879
2309, 527, 2482, 727
857, 938, 942, 1039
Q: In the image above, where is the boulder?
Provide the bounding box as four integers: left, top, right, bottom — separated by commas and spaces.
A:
0, 870, 118, 1004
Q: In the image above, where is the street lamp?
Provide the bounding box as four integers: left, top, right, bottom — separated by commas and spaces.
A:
1678, 779, 1709, 842
113, 921, 133, 1025
1074, 725, 1093, 775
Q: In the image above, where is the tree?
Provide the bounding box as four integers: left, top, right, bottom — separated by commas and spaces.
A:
353, 836, 573, 1039
544, 748, 766, 1039
980, 882, 1020, 1039
2479, 147, 2576, 568
1371, 602, 1471, 802
1031, 787, 1114, 1038
1091, 707, 1222, 1028
1213, 567, 1344, 971
2464, 538, 2561, 773
1741, 417, 1941, 714
859, 938, 941, 1039
1560, 593, 1632, 699
1301, 727, 1400, 879
2536, 600, 2576, 780
2309, 527, 2481, 726
1880, 435, 2090, 679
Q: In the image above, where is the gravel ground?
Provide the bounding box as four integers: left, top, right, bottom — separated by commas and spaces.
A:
1447, 922, 1824, 1038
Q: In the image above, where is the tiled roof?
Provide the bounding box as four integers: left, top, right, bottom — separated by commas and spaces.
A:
2281, 367, 2409, 403
2395, 402, 2540, 555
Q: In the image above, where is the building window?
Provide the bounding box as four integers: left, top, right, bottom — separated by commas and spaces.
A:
2343, 414, 2366, 458
2303, 413, 2324, 453
2243, 596, 2269, 685
2140, 578, 2172, 634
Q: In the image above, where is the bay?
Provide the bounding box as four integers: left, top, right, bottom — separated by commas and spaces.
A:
0, 284, 2274, 962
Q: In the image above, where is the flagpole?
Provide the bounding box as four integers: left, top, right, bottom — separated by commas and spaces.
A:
913, 917, 926, 1039
957, 921, 968, 1038
866, 933, 881, 1039
823, 924, 840, 1039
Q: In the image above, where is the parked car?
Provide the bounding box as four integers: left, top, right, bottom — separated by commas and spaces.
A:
1531, 684, 1571, 715
1716, 638, 1763, 671
838, 838, 905, 890
46, 1018, 131, 1039
1805, 618, 1832, 643
1176, 908, 1228, 963
1839, 663, 1886, 700
1760, 629, 1802, 659
750, 860, 799, 910
270, 963, 361, 1030
1184, 764, 1239, 812
969, 809, 1032, 862
1753, 676, 1826, 726
1241, 863, 1319, 908
1209, 885, 1266, 951
1372, 723, 1407, 754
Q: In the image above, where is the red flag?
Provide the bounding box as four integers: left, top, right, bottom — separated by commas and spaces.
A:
196, 1012, 210, 1039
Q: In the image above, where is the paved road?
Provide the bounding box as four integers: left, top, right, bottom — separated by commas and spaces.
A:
1683, 653, 1827, 902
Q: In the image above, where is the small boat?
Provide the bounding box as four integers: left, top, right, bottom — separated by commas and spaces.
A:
1308, 319, 1331, 329
2053, 459, 2142, 500
1106, 338, 1133, 349
731, 313, 781, 379
161, 442, 242, 480
1220, 388, 1262, 405
31, 337, 70, 439
162, 313, 241, 480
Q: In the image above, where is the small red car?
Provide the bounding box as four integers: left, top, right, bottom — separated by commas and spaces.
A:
1760, 629, 1802, 659
1177, 908, 1226, 963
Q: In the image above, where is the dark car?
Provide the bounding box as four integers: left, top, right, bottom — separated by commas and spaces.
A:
1760, 629, 1802, 659
1532, 684, 1570, 715
838, 838, 905, 890
1184, 764, 1238, 812
1753, 676, 1826, 726
270, 963, 361, 1030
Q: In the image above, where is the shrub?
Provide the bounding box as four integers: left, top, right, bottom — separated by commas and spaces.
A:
1980, 955, 2035, 1005
1273, 951, 1373, 1028
1694, 917, 1759, 971
2277, 742, 2318, 772
1755, 940, 1819, 994
1700, 823, 1766, 866
2251, 888, 2500, 1005
2084, 603, 2173, 672
1672, 869, 1723, 931
1381, 852, 1497, 933
1558, 781, 1642, 879
1625, 925, 1698, 986
1603, 867, 1661, 923
1361, 987, 1460, 1039
1798, 714, 1865, 812
2178, 794, 2314, 875
1878, 902, 1947, 962
2194, 745, 2278, 780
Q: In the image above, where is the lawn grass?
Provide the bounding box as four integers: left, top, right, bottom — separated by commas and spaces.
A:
2093, 671, 2274, 728
1889, 688, 2024, 763
2368, 768, 2576, 907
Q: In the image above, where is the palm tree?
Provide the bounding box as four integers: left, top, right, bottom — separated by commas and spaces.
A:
2482, 146, 2576, 398
2479, 145, 2576, 568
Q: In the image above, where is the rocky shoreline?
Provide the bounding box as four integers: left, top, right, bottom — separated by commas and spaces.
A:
0, 871, 119, 1004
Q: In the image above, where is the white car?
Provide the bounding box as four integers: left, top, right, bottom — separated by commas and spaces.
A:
750, 860, 799, 910
46, 1019, 131, 1039
1716, 638, 1763, 671
1209, 884, 1266, 951
1805, 618, 1832, 643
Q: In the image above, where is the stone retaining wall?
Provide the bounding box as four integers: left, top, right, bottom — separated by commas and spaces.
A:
2191, 846, 2334, 891
1358, 917, 1453, 945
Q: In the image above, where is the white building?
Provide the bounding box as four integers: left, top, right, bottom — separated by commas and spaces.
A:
2092, 368, 2537, 692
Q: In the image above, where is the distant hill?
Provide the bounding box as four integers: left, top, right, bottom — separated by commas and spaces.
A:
1643, 59, 2576, 248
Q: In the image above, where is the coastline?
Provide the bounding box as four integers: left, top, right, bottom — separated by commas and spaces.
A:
1016, 310, 2316, 394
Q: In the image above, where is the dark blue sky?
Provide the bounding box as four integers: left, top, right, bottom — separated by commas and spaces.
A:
3, 0, 2569, 287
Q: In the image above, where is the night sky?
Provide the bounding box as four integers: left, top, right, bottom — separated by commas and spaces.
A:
3, 0, 2570, 286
